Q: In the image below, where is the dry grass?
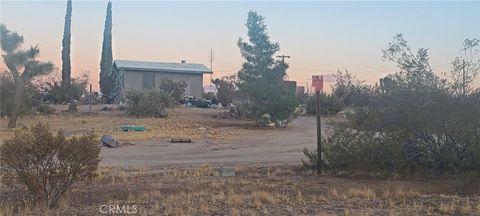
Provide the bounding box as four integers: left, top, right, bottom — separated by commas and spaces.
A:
438, 202, 454, 214
252, 191, 275, 208
346, 187, 376, 200
228, 193, 243, 207
328, 186, 339, 198
1, 165, 479, 215
459, 203, 472, 214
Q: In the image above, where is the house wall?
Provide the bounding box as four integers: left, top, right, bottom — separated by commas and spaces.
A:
123, 70, 204, 99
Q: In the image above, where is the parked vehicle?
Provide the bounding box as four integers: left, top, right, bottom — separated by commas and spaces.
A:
196, 99, 212, 108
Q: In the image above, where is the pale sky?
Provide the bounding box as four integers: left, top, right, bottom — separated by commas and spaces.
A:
1, 0, 479, 91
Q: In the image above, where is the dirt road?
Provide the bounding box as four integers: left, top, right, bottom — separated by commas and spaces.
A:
100, 116, 332, 167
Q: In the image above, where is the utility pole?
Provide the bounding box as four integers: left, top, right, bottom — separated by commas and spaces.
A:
210, 49, 214, 71
276, 54, 291, 64
210, 49, 214, 86
462, 59, 466, 98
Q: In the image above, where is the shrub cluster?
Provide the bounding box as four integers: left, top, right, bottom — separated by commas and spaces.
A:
125, 89, 174, 118
43, 74, 88, 104
305, 93, 344, 116
304, 35, 480, 177
124, 78, 186, 118
305, 87, 480, 177
0, 74, 41, 116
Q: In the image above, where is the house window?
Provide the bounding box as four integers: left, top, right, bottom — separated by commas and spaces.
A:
142, 73, 155, 90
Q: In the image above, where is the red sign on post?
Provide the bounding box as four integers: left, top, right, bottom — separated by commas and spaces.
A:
312, 75, 324, 92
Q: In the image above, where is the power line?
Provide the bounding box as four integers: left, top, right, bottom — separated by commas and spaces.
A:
212, 63, 453, 77
291, 63, 453, 74
209, 49, 214, 85
276, 54, 291, 64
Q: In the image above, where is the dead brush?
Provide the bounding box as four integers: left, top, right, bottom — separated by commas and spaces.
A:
393, 187, 421, 199
0, 204, 14, 216
328, 186, 339, 198
230, 208, 240, 216
271, 167, 295, 176
194, 164, 212, 177
252, 191, 276, 208
228, 192, 243, 207
296, 191, 304, 204
438, 202, 454, 214
459, 203, 472, 215
346, 187, 376, 200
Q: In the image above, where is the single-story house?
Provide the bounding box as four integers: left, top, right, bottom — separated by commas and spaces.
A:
113, 60, 213, 99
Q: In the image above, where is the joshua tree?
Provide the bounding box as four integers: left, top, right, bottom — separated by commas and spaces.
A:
1, 24, 54, 128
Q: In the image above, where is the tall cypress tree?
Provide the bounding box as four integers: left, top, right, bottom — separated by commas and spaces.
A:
100, 1, 113, 96
61, 0, 72, 86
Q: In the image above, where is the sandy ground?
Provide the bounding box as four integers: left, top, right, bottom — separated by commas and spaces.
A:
2, 106, 480, 215
100, 116, 332, 167
1, 105, 331, 168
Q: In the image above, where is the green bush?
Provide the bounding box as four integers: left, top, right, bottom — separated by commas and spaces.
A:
125, 89, 176, 118
303, 35, 480, 178
0, 74, 40, 116
44, 74, 88, 104
212, 76, 237, 106
305, 93, 344, 116
304, 87, 480, 177
158, 78, 186, 102
36, 103, 56, 115
125, 79, 185, 118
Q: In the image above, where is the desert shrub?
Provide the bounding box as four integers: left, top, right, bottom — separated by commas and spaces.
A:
0, 73, 41, 116
302, 148, 320, 170
212, 75, 237, 106
125, 88, 176, 118
124, 79, 186, 117
303, 35, 480, 177
36, 103, 56, 115
158, 78, 186, 102
332, 70, 374, 107
0, 123, 100, 209
305, 93, 345, 116
43, 74, 88, 104
304, 87, 480, 176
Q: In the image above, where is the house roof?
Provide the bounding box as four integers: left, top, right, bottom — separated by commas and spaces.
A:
114, 60, 213, 74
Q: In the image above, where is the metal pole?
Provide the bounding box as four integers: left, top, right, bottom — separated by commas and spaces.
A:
315, 90, 322, 174
89, 84, 92, 113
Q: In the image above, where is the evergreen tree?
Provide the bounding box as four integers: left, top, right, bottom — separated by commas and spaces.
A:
237, 11, 297, 122
61, 0, 72, 86
99, 1, 114, 97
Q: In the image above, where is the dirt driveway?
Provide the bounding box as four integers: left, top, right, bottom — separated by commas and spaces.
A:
100, 115, 332, 167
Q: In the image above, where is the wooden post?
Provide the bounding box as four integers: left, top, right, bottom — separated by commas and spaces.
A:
89, 84, 92, 113
315, 90, 322, 174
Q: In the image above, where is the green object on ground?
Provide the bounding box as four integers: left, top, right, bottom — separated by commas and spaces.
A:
120, 125, 145, 131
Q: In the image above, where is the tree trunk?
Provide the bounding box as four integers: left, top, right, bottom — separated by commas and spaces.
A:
8, 80, 24, 128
